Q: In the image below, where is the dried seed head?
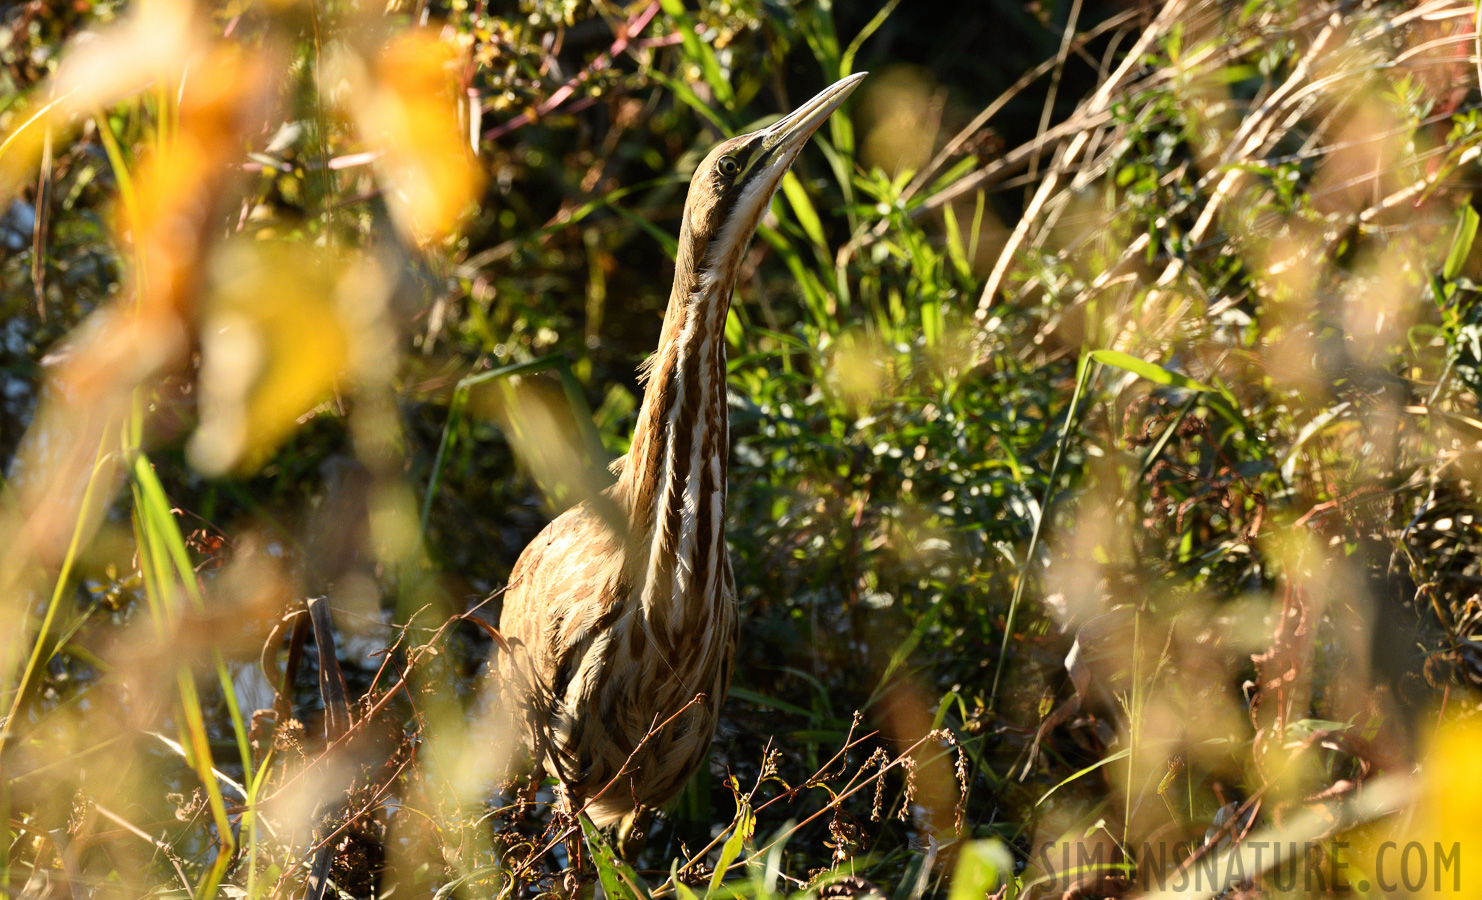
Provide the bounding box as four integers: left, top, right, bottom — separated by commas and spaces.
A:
865, 747, 891, 822
897, 755, 918, 822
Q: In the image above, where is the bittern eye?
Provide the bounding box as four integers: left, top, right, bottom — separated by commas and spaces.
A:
717, 156, 740, 177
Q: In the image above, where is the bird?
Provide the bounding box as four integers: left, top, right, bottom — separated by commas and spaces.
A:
495, 72, 866, 848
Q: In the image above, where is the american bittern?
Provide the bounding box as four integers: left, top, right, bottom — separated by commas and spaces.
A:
498, 73, 865, 837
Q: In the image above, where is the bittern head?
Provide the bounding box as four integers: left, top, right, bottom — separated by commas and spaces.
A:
676, 72, 866, 292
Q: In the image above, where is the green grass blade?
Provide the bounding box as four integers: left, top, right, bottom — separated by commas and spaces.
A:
989, 351, 1097, 711
867, 600, 945, 709
1445, 203, 1478, 280
610, 201, 680, 259
422, 356, 571, 539
669, 860, 701, 900
728, 686, 816, 719
780, 171, 826, 250
1089, 349, 1214, 393
650, 71, 732, 134
1035, 749, 1132, 807
0, 429, 113, 757
840, 0, 900, 78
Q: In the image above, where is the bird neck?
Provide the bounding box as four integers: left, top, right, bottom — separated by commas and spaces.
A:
618, 247, 737, 629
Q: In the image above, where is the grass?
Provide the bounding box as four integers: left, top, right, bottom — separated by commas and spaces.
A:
3, 0, 1482, 897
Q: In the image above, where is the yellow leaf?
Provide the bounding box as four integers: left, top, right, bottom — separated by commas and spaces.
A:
189, 242, 350, 475
338, 30, 485, 246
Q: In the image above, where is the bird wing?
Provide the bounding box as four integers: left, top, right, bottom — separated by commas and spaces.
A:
498, 497, 629, 711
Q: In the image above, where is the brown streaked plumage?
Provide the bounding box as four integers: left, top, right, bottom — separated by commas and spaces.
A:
497, 73, 865, 834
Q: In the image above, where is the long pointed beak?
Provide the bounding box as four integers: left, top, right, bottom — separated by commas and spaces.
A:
700, 72, 866, 262
759, 72, 867, 159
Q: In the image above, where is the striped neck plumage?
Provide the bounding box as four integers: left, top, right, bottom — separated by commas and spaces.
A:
619, 245, 737, 633
613, 72, 868, 633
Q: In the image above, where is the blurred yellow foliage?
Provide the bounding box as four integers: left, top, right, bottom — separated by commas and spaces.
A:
130, 45, 267, 320
857, 65, 938, 179
0, 0, 200, 197
337, 29, 485, 247
1407, 715, 1482, 896
0, 0, 483, 499
827, 329, 890, 414
190, 242, 352, 475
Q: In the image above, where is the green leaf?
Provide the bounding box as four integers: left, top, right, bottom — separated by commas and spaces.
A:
780, 171, 826, 249
707, 793, 754, 896
650, 71, 731, 135
922, 298, 943, 348
657, 0, 733, 106
580, 816, 651, 900
942, 202, 970, 279
759, 224, 832, 328
949, 840, 1014, 900
725, 306, 744, 348
1444, 203, 1478, 281
1089, 349, 1214, 392
814, 135, 857, 218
